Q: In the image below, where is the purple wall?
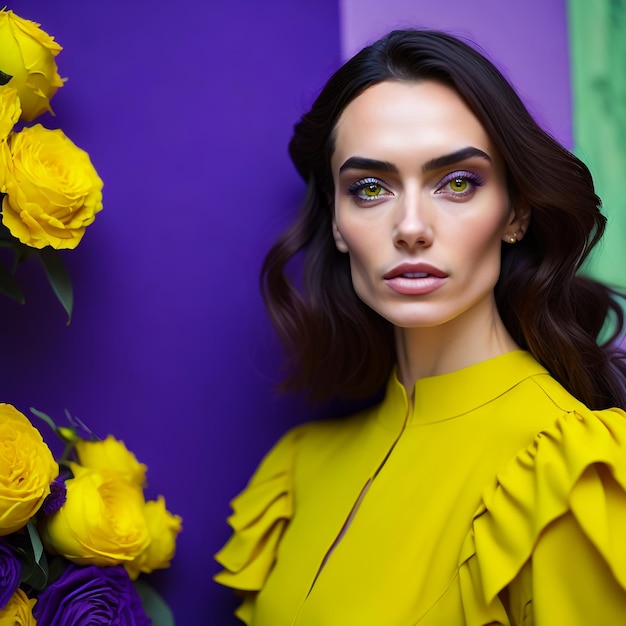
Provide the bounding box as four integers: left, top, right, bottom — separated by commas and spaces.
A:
2, 1, 570, 623
3, 1, 341, 623
340, 0, 572, 147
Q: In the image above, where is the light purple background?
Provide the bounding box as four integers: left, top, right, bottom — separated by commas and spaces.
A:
341, 0, 572, 146
3, 1, 569, 623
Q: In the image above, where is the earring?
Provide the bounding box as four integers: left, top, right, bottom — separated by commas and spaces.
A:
508, 232, 517, 244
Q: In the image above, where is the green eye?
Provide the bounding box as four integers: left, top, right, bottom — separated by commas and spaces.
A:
363, 183, 383, 197
347, 178, 391, 202
436, 171, 482, 199
450, 177, 468, 192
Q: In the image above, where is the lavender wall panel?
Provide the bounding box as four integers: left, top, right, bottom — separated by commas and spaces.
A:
340, 0, 572, 147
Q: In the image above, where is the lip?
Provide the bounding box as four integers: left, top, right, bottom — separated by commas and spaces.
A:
383, 263, 448, 280
383, 263, 448, 296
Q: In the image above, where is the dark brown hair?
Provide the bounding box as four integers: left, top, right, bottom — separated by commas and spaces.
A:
261, 29, 626, 409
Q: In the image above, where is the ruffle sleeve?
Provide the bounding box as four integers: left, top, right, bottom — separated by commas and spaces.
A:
458, 407, 626, 625
214, 426, 303, 624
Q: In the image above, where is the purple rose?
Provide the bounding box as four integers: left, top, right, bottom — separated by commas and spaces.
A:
0, 539, 22, 610
33, 564, 151, 625
40, 476, 67, 516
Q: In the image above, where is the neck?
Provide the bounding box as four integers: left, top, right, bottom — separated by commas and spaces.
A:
394, 294, 519, 392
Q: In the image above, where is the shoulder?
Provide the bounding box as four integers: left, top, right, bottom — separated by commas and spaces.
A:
212, 425, 305, 619
496, 358, 589, 416
213, 408, 374, 616
231, 405, 373, 483
459, 398, 626, 622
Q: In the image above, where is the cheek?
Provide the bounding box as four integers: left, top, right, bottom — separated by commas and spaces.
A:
336, 220, 379, 268
464, 198, 510, 252
336, 229, 380, 298
460, 219, 506, 279
345, 245, 373, 289
334, 215, 371, 256
470, 224, 503, 254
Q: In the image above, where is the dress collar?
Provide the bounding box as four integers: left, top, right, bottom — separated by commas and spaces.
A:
376, 350, 549, 430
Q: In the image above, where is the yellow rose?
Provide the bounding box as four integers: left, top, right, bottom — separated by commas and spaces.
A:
0, 141, 8, 193
0, 86, 20, 194
40, 463, 150, 566
1, 124, 103, 249
75, 435, 147, 487
0, 589, 36, 626
0, 85, 20, 142
0, 8, 63, 122
125, 496, 183, 580
0, 404, 58, 535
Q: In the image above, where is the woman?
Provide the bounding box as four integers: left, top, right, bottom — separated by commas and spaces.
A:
215, 29, 626, 625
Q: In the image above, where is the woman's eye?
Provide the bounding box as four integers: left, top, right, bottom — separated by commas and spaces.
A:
347, 178, 391, 202
363, 183, 384, 197
449, 177, 468, 193
437, 171, 483, 198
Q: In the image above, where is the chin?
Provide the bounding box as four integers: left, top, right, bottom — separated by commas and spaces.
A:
375, 310, 457, 329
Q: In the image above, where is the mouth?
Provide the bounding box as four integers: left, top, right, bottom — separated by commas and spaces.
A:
383, 264, 448, 280
383, 263, 448, 296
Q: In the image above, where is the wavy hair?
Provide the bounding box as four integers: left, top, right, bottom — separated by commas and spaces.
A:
261, 29, 626, 408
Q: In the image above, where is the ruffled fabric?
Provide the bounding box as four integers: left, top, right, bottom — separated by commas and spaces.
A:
458, 407, 626, 625
214, 427, 303, 624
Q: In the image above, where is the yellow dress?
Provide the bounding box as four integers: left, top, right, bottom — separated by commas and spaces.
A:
214, 351, 626, 625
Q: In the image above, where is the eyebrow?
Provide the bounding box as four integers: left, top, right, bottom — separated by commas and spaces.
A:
339, 156, 397, 174
421, 147, 491, 172
338, 146, 492, 175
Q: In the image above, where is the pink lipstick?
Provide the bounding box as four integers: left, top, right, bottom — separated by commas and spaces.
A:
384, 263, 448, 295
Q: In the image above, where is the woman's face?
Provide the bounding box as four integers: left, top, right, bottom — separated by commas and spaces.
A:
330, 79, 521, 330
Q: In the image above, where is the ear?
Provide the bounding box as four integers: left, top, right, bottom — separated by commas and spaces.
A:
331, 216, 349, 253
502, 203, 531, 244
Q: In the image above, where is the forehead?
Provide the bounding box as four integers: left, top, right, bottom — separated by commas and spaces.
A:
332, 80, 496, 164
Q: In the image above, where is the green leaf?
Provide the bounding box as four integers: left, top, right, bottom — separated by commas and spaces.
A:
15, 246, 37, 266
0, 219, 35, 264
8, 522, 49, 591
22, 550, 48, 591
46, 555, 70, 586
38, 247, 74, 323
0, 259, 24, 303
133, 580, 176, 626
0, 70, 12, 86
30, 407, 58, 431
26, 521, 44, 563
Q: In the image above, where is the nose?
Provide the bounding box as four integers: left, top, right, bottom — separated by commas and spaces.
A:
393, 190, 433, 249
